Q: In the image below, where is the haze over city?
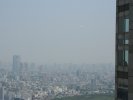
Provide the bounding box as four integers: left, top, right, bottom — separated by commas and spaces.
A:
0, 0, 120, 100
0, 0, 116, 64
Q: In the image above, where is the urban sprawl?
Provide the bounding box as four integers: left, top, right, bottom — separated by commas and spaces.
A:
0, 56, 115, 100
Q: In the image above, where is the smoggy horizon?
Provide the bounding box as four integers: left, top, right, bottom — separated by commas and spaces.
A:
0, 0, 116, 64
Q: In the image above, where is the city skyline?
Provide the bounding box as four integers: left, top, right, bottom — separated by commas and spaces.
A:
0, 1, 117, 100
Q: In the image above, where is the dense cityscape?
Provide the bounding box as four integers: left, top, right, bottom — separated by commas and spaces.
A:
0, 55, 115, 100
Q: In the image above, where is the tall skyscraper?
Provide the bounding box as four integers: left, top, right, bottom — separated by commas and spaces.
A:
116, 0, 133, 100
12, 55, 21, 79
0, 87, 4, 100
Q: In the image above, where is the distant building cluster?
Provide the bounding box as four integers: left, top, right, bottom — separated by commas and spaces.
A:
0, 55, 115, 100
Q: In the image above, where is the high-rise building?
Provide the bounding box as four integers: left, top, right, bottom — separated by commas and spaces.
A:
0, 86, 4, 100
12, 55, 21, 79
116, 0, 133, 100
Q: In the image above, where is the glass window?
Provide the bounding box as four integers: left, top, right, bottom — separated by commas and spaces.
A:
119, 18, 124, 33
124, 40, 129, 44
124, 19, 129, 32
118, 50, 124, 66
117, 88, 128, 100
118, 4, 129, 13
122, 50, 129, 66
124, 50, 129, 65
118, 79, 128, 87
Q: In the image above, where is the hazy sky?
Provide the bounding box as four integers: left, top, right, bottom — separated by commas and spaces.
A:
0, 0, 116, 64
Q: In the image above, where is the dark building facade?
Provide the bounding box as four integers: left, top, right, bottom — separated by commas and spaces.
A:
116, 0, 133, 100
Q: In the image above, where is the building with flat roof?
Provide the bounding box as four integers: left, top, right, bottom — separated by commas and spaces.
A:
12, 55, 21, 79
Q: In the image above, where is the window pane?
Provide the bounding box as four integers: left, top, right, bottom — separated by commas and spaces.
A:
124, 40, 129, 44
124, 19, 129, 32
118, 4, 129, 13
118, 50, 124, 66
125, 50, 129, 64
